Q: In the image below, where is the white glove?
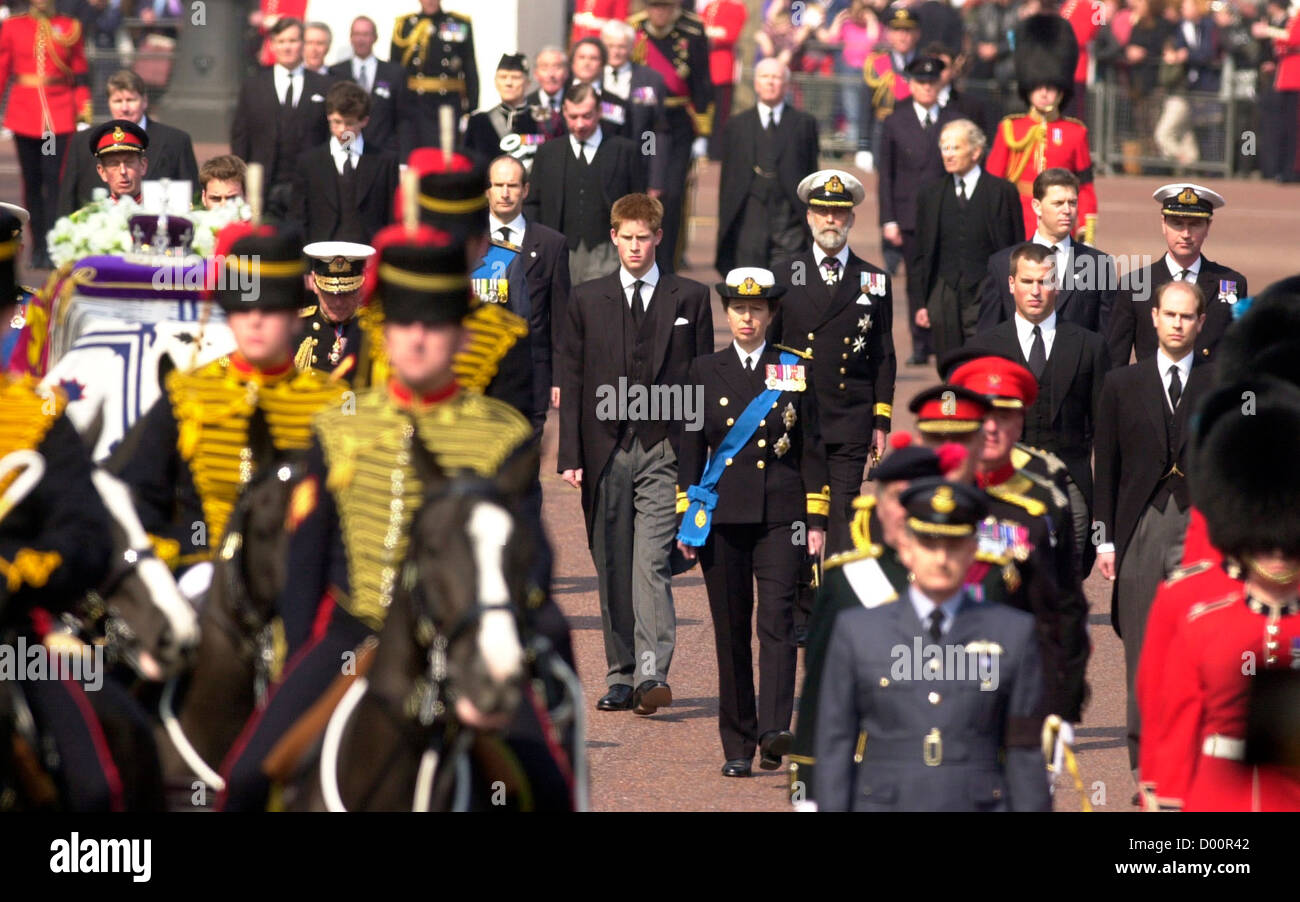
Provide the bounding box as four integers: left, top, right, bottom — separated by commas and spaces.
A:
177, 561, 214, 609
691, 136, 708, 159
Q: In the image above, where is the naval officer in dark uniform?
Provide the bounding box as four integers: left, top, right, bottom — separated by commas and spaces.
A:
675, 268, 829, 778
815, 477, 1051, 811
390, 1, 479, 157
295, 241, 374, 379
769, 169, 896, 556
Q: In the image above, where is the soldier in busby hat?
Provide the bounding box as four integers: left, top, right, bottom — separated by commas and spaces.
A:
984, 14, 1097, 243
1141, 377, 1300, 810
675, 267, 828, 778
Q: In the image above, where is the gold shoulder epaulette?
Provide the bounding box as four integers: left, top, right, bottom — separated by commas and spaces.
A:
677, 11, 705, 33
1012, 443, 1066, 474
299, 305, 317, 318
823, 547, 880, 570
1165, 559, 1213, 585
452, 303, 529, 395
773, 343, 811, 360
1018, 467, 1069, 510
1186, 596, 1236, 623
985, 480, 1046, 518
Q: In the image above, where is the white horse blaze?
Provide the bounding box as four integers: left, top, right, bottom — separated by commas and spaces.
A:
466, 502, 523, 686
90, 470, 199, 649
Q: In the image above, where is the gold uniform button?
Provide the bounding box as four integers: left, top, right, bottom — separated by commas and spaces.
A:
1202, 348, 1209, 357
757, 439, 766, 448
720, 397, 729, 406
843, 337, 851, 345
312, 322, 321, 331
726, 417, 735, 426
927, 659, 941, 674
725, 457, 734, 466
839, 367, 846, 374
879, 677, 890, 687
838, 382, 846, 390
756, 460, 765, 469
807, 332, 815, 341
772, 402, 779, 409
928, 692, 941, 705
804, 347, 812, 355
841, 353, 848, 360
759, 419, 765, 427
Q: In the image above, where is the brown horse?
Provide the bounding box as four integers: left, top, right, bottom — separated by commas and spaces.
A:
287, 433, 584, 812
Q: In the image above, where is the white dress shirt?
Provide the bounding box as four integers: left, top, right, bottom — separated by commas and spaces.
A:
352, 55, 376, 93
955, 164, 982, 201
914, 100, 940, 128
273, 64, 304, 107
1032, 232, 1073, 289
489, 212, 526, 247
734, 340, 766, 371
812, 243, 850, 282
138, 115, 149, 132
605, 63, 632, 100
329, 133, 364, 174
937, 84, 952, 108
1164, 253, 1202, 282
1156, 348, 1193, 413
909, 585, 964, 639
569, 125, 604, 163
1014, 309, 1057, 362
757, 100, 785, 130
621, 263, 660, 311
538, 88, 562, 111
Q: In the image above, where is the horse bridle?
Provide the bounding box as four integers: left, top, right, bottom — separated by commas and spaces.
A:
401, 478, 522, 729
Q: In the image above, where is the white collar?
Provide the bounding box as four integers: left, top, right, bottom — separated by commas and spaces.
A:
330, 133, 364, 157
1014, 309, 1057, 342
812, 243, 850, 270
137, 115, 149, 131
1156, 347, 1193, 383
570, 126, 603, 153
913, 99, 939, 123
757, 100, 784, 122
955, 165, 981, 195
275, 64, 304, 79
607, 62, 632, 78
621, 263, 659, 291
1165, 253, 1203, 280
489, 212, 526, 241
733, 340, 767, 367
1032, 231, 1072, 253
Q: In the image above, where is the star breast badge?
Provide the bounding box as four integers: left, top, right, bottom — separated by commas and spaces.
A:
852, 335, 866, 353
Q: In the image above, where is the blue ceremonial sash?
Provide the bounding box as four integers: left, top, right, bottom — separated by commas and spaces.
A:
472, 241, 519, 305
677, 351, 798, 547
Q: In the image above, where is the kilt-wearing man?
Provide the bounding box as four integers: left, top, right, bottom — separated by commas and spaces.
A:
0, 2, 92, 269
769, 170, 895, 556
676, 268, 829, 777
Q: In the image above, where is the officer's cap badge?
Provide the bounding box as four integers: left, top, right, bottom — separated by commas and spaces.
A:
1176, 187, 1199, 206
112, 126, 125, 143
738, 276, 761, 296
825, 174, 845, 196
931, 486, 956, 514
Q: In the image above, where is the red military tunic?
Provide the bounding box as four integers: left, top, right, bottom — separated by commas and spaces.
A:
702, 0, 747, 87
570, 0, 630, 45
1148, 580, 1300, 811
1060, 0, 1100, 87
1273, 12, 1300, 92
1134, 559, 1239, 809
255, 0, 309, 68
985, 111, 1098, 241
0, 11, 91, 138
863, 51, 911, 123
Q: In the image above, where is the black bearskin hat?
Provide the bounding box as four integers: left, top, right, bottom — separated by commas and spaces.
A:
1014, 14, 1079, 110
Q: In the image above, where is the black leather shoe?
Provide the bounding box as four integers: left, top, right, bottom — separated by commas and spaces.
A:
632, 680, 672, 715
759, 730, 794, 770
596, 684, 634, 711
721, 758, 752, 777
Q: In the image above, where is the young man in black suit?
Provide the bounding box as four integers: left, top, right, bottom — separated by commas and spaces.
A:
230, 17, 331, 191
967, 242, 1110, 576
675, 268, 828, 777
1107, 183, 1247, 367
523, 82, 646, 285
911, 118, 1022, 369
289, 81, 398, 245
1094, 279, 1211, 777
486, 154, 571, 411
769, 169, 895, 558
557, 193, 713, 716
877, 55, 958, 366
714, 58, 819, 276
327, 15, 406, 155
57, 69, 199, 217
977, 168, 1117, 336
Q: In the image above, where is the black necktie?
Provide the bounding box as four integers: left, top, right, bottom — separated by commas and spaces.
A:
928, 608, 944, 642
956, 178, 967, 208
498, 226, 510, 244
342, 151, 354, 177
1179, 268, 1191, 282
922, 112, 934, 134
1028, 324, 1047, 379
765, 112, 775, 131
1168, 365, 1182, 409
282, 72, 294, 108
631, 279, 646, 326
